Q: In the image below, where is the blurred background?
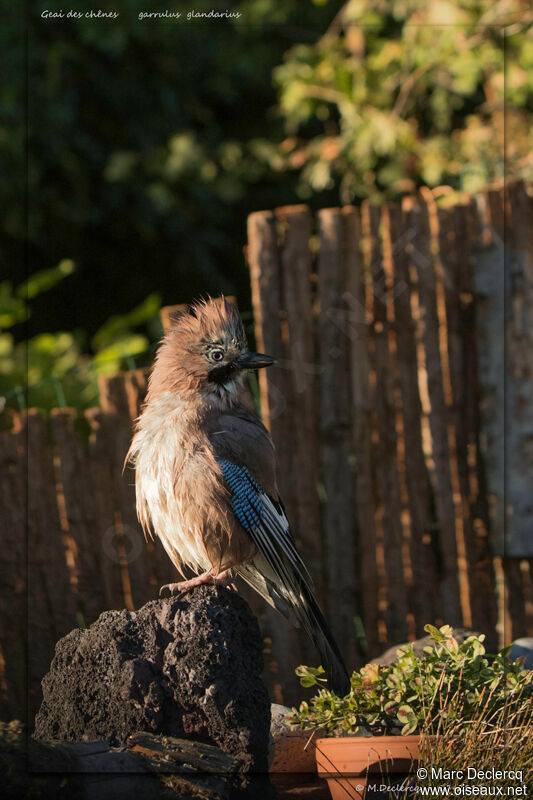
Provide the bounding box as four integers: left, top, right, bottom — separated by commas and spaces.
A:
1, 0, 533, 720
2, 0, 531, 414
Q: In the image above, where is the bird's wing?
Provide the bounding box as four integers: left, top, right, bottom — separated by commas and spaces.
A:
215, 455, 350, 697
207, 406, 349, 695
217, 458, 311, 584
207, 405, 309, 579
207, 404, 279, 495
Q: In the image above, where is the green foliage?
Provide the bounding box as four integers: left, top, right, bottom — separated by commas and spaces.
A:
273, 0, 532, 201
1, 329, 96, 413
418, 660, 533, 789
0, 283, 27, 329
0, 265, 161, 413
4, 0, 530, 406
3, 0, 343, 344
18, 259, 75, 300
288, 624, 533, 737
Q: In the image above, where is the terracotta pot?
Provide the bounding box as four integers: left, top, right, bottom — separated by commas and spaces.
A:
315, 735, 421, 800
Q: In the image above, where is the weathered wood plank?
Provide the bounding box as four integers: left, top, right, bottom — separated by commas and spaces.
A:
502, 558, 527, 643
435, 203, 476, 631
98, 374, 151, 609
486, 186, 505, 242
247, 213, 290, 437
247, 210, 300, 702
475, 190, 505, 553
50, 409, 107, 626
403, 197, 462, 627
22, 732, 240, 799
316, 207, 357, 663
0, 423, 27, 721
524, 559, 533, 637
449, 202, 497, 633
25, 410, 74, 719
344, 206, 380, 656
362, 202, 409, 644
273, 205, 324, 673
504, 182, 533, 556
275, 205, 323, 601
386, 203, 437, 637
84, 408, 126, 612
123, 368, 148, 420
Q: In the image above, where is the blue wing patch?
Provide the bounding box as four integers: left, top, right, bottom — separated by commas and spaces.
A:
218, 459, 264, 532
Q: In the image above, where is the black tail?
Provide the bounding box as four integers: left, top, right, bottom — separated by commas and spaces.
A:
293, 576, 351, 697
238, 557, 351, 697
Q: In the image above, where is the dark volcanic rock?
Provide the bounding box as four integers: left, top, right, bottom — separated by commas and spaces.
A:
34, 585, 270, 772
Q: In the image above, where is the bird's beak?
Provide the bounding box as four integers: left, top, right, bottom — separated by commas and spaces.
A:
235, 351, 275, 370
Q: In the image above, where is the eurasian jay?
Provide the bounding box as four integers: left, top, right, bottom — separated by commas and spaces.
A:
127, 296, 350, 695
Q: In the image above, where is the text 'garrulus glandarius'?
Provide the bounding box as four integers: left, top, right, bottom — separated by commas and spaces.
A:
127, 296, 350, 696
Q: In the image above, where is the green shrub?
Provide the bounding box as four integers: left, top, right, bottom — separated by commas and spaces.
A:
0, 264, 161, 415
288, 624, 532, 737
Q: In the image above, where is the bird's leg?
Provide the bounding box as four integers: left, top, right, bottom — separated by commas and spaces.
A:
159, 565, 234, 598
213, 569, 238, 592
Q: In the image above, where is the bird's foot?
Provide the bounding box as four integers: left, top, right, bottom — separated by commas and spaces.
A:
159, 568, 233, 598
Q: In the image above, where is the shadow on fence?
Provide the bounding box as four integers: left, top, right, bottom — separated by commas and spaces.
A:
1, 182, 532, 724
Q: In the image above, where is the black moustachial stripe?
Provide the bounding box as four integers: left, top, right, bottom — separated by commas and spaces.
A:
208, 362, 237, 385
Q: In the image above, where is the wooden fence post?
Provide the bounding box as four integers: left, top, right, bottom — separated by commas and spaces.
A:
0, 421, 27, 721
402, 196, 463, 628
316, 208, 358, 665
386, 203, 438, 637
50, 408, 107, 625
344, 206, 380, 656
247, 210, 301, 702
25, 410, 74, 720
274, 206, 323, 599
362, 202, 409, 643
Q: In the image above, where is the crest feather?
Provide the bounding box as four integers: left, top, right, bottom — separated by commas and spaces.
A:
169, 295, 245, 344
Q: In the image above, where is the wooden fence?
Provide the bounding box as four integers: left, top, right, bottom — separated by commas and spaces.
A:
1, 182, 532, 725
245, 181, 533, 691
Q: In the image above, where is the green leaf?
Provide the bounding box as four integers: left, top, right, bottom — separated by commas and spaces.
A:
92, 293, 161, 351
0, 283, 28, 329
401, 720, 418, 735
93, 334, 149, 374
286, 619, 532, 737
18, 260, 75, 300
424, 624, 445, 643
396, 704, 414, 723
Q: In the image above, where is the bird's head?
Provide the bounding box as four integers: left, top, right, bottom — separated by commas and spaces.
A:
146, 296, 275, 406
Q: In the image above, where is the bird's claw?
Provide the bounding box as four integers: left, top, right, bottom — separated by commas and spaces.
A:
159, 582, 183, 598
158, 569, 235, 599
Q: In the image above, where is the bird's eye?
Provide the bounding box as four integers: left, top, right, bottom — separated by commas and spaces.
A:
210, 349, 224, 362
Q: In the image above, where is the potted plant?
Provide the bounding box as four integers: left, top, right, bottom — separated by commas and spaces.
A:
288, 625, 532, 800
